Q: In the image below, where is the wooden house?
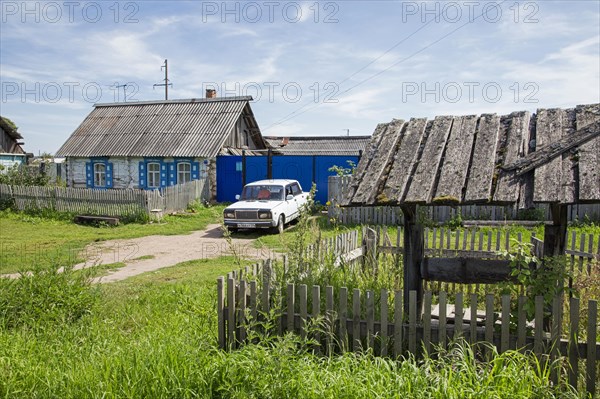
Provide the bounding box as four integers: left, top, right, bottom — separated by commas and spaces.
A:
0, 116, 27, 170
55, 95, 265, 199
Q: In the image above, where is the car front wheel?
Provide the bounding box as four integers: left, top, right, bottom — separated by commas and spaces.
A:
272, 215, 284, 234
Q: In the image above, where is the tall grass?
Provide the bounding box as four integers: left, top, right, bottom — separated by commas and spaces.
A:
0, 256, 585, 398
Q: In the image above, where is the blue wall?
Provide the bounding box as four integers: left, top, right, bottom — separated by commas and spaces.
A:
216, 155, 359, 204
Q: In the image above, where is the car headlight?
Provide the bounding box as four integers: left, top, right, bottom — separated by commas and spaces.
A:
224, 210, 235, 219
258, 210, 271, 219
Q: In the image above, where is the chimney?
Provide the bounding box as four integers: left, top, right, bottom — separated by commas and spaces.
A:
206, 89, 217, 99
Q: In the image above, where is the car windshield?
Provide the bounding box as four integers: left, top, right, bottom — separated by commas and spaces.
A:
241, 185, 284, 201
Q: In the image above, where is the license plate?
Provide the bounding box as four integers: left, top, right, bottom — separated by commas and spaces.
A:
238, 223, 256, 228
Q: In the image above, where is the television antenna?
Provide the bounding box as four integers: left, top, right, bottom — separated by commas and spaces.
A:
112, 83, 129, 102
153, 59, 173, 100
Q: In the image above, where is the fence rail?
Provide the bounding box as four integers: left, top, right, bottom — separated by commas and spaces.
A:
0, 178, 209, 219
327, 176, 600, 225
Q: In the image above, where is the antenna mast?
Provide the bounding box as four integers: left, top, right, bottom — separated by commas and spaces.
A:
153, 59, 173, 100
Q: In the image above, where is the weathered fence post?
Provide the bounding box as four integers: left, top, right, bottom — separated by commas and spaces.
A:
401, 204, 424, 317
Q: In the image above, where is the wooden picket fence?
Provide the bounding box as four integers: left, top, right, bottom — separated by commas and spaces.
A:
0, 178, 209, 219
327, 176, 600, 225
217, 228, 600, 396
217, 269, 599, 396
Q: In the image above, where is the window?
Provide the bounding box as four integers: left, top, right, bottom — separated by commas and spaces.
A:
291, 183, 302, 196
177, 162, 191, 184
147, 162, 160, 188
94, 163, 106, 187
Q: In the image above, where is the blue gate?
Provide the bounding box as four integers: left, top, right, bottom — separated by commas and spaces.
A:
216, 154, 359, 204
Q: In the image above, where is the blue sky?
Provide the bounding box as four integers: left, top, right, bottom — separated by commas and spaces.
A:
1, 0, 599, 154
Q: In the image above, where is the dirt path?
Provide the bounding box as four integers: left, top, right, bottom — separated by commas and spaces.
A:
69, 224, 272, 283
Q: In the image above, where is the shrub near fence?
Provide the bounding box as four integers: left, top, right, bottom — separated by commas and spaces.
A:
0, 178, 209, 220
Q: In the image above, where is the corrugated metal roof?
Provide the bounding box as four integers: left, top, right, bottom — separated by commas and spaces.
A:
263, 136, 371, 155
56, 97, 261, 158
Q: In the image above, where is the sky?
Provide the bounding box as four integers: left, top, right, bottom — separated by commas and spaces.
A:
1, 0, 599, 155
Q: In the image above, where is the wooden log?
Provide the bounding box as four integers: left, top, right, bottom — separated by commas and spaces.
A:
382, 118, 428, 203
401, 205, 424, 316
464, 114, 501, 202
405, 116, 454, 203
434, 115, 478, 202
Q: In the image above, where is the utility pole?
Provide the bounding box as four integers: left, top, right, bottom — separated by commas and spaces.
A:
153, 59, 173, 100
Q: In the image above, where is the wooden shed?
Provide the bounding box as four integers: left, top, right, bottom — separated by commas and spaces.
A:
341, 103, 600, 310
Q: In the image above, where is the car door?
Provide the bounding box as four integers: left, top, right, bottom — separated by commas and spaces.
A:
283, 184, 296, 220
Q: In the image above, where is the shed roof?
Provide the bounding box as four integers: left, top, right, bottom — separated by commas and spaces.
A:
264, 136, 370, 155
56, 96, 263, 158
342, 103, 600, 207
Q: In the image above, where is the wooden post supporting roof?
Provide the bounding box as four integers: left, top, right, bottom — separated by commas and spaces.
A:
401, 205, 424, 317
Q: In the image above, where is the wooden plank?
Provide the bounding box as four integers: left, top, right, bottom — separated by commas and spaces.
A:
423, 291, 432, 355
312, 285, 321, 354
366, 290, 375, 350
464, 114, 501, 202
382, 118, 428, 203
454, 292, 463, 339
576, 104, 600, 202
438, 292, 447, 350
485, 294, 494, 358
534, 296, 544, 357
434, 115, 478, 202
408, 290, 417, 355
469, 294, 477, 344
339, 287, 348, 351
353, 289, 361, 352
517, 296, 527, 349
501, 295, 510, 353
342, 122, 389, 205
326, 286, 334, 355
405, 116, 454, 203
353, 119, 405, 205
287, 284, 295, 333
227, 277, 236, 349
239, 280, 247, 343
568, 297, 580, 388
299, 284, 307, 340
533, 108, 567, 203
586, 300, 597, 396
381, 289, 389, 356
422, 258, 512, 284
494, 111, 530, 203
550, 295, 562, 385
394, 290, 403, 357
217, 277, 225, 349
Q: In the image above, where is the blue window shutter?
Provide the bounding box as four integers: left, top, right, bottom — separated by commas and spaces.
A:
160, 162, 167, 188
106, 162, 113, 188
139, 162, 146, 189
168, 163, 176, 186
191, 162, 200, 180
86, 162, 93, 188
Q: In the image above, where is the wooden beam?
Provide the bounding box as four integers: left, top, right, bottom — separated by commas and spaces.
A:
352, 119, 405, 205
404, 116, 453, 203
382, 118, 427, 203
401, 204, 424, 317
422, 258, 512, 284
576, 104, 600, 202
434, 115, 478, 203
494, 111, 530, 203
464, 114, 501, 202
501, 120, 599, 177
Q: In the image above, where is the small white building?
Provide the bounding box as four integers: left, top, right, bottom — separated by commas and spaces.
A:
55, 94, 266, 200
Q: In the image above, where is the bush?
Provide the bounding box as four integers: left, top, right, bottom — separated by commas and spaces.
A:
0, 164, 49, 186
0, 264, 98, 330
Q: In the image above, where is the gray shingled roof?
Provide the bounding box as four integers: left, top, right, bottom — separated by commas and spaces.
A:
263, 136, 370, 155
56, 97, 262, 158
342, 103, 600, 207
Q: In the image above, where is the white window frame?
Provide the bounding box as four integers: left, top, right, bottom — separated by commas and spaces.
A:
93, 163, 106, 187
147, 162, 160, 188
177, 162, 191, 184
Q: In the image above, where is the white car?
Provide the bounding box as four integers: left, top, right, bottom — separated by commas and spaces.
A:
223, 179, 309, 234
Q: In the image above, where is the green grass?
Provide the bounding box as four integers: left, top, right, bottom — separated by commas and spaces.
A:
0, 256, 583, 398
0, 206, 225, 274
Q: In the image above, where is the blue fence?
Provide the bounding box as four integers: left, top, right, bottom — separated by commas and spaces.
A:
216, 155, 359, 204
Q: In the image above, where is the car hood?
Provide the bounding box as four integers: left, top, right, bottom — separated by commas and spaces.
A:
226, 200, 284, 210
